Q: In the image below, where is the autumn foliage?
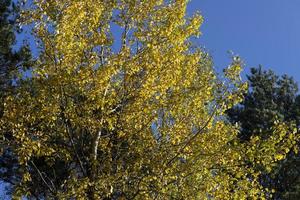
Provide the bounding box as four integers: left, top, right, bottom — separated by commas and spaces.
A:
0, 0, 298, 199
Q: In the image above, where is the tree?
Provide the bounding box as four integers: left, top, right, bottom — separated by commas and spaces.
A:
227, 66, 298, 140
0, 0, 297, 199
0, 0, 31, 193
227, 66, 300, 199
0, 0, 31, 109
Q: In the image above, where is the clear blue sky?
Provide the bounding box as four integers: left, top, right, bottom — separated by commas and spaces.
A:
187, 0, 300, 83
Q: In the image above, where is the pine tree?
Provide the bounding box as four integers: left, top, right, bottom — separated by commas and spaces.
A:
227, 66, 300, 199
228, 66, 280, 140
0, 0, 31, 105
0, 0, 31, 194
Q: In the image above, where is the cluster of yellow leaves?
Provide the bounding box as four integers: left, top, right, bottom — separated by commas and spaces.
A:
0, 0, 298, 199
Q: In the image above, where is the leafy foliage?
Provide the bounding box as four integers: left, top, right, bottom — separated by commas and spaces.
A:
0, 0, 31, 192
0, 0, 298, 199
227, 66, 300, 199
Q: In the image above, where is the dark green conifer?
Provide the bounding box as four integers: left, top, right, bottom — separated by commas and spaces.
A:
0, 0, 31, 195
227, 66, 300, 199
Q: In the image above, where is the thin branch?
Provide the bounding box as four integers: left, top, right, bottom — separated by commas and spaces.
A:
165, 107, 217, 167
30, 161, 55, 194
59, 87, 87, 177
63, 113, 87, 177
120, 21, 129, 52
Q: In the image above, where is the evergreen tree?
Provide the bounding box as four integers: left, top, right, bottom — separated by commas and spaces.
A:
227, 66, 300, 199
0, 0, 31, 102
228, 66, 289, 140
0, 0, 31, 194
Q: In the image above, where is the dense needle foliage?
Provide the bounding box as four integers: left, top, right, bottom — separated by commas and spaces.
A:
0, 0, 31, 191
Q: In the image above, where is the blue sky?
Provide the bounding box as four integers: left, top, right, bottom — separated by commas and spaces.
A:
187, 0, 300, 83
